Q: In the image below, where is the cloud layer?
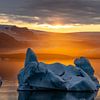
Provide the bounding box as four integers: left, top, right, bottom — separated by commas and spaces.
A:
0, 0, 100, 24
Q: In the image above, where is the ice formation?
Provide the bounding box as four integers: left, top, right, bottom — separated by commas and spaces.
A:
0, 77, 2, 87
18, 48, 99, 91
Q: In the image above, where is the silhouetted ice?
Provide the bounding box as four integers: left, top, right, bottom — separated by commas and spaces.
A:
18, 48, 99, 91
18, 91, 98, 100
0, 77, 2, 87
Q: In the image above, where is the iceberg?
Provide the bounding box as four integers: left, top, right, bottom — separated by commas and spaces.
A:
18, 48, 99, 91
0, 77, 2, 87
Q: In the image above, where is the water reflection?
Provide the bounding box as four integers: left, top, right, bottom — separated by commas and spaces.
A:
18, 91, 98, 100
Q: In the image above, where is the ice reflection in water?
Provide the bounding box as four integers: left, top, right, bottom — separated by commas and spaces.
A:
18, 91, 98, 100
0, 81, 99, 100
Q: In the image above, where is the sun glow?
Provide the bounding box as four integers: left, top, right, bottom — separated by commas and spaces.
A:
34, 24, 74, 29
0, 15, 100, 33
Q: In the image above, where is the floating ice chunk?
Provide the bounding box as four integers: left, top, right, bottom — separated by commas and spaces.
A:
24, 48, 38, 67
74, 57, 99, 86
18, 48, 99, 91
74, 57, 94, 76
0, 77, 2, 87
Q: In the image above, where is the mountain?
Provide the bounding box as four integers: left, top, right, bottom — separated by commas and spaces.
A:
0, 25, 51, 53
0, 24, 100, 58
0, 25, 36, 41
0, 31, 30, 52
0, 25, 44, 52
0, 32, 21, 48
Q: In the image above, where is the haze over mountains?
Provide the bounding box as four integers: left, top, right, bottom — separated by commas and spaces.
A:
0, 25, 100, 59
0, 25, 100, 79
0, 25, 48, 53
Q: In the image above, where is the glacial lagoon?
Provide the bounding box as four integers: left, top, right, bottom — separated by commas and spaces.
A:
0, 59, 100, 100
0, 80, 100, 100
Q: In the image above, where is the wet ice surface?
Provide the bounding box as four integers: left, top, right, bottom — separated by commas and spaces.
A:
0, 81, 100, 100
18, 48, 99, 91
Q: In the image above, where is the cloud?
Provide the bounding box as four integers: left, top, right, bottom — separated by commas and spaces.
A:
0, 0, 100, 24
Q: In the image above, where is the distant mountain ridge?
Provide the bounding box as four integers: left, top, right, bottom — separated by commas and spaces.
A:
0, 25, 35, 41
0, 53, 73, 61
0, 25, 52, 53
0, 24, 100, 58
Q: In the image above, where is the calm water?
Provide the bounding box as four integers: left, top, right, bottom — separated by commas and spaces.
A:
0, 59, 100, 100
0, 81, 100, 100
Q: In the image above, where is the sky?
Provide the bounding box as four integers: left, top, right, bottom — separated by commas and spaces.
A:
0, 0, 100, 79
0, 0, 100, 32
0, 0, 100, 57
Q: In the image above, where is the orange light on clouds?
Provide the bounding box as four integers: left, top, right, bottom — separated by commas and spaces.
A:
33, 24, 74, 29
0, 15, 100, 33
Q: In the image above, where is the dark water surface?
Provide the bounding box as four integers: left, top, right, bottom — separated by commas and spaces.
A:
0, 81, 100, 100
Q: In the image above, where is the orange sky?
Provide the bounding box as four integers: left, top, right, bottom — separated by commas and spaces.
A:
0, 21, 100, 33
0, 14, 100, 58
0, 14, 100, 33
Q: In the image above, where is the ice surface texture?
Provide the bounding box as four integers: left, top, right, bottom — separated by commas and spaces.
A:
18, 48, 99, 91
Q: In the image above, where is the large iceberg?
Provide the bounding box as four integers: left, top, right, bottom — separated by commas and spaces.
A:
18, 48, 99, 91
